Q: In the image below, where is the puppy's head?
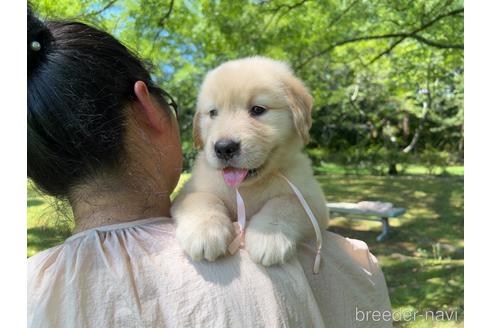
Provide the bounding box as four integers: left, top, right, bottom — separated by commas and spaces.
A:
193, 56, 312, 183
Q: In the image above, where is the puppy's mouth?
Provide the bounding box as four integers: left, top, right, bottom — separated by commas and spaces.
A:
246, 166, 261, 178
222, 165, 264, 187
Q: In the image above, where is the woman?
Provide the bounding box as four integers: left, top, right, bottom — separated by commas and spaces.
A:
27, 8, 392, 328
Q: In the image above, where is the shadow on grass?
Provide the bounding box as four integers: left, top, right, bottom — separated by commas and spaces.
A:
28, 199, 44, 207
319, 175, 463, 256
319, 174, 464, 323
27, 227, 71, 257
383, 258, 464, 313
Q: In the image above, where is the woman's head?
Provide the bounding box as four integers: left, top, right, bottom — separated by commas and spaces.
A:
28, 8, 182, 204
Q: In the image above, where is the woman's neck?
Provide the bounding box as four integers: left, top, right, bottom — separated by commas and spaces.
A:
70, 178, 171, 233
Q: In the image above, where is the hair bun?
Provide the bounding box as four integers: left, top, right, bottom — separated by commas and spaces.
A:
28, 7, 53, 76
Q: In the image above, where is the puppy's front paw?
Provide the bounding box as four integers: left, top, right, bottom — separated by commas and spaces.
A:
245, 228, 296, 266
176, 215, 234, 262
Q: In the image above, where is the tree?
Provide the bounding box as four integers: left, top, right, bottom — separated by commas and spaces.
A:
31, 0, 464, 172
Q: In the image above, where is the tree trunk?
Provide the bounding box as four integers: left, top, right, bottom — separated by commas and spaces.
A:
388, 163, 398, 175
458, 124, 464, 161
403, 101, 429, 153
403, 61, 433, 154
403, 112, 410, 141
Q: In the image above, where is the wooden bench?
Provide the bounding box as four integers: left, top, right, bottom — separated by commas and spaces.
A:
326, 202, 406, 241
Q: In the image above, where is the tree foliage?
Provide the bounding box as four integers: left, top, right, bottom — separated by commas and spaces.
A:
31, 0, 464, 172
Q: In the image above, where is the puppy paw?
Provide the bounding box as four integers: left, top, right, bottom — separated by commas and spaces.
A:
245, 229, 296, 266
176, 215, 234, 261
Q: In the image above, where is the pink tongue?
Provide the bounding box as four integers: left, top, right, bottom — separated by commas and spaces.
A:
222, 167, 248, 187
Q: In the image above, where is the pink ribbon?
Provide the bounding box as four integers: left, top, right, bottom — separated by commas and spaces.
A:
228, 189, 246, 255
227, 173, 323, 274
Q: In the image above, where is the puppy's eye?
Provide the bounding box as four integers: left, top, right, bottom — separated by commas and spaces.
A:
250, 105, 267, 117
209, 109, 218, 118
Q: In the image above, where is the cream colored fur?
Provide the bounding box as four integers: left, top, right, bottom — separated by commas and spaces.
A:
171, 57, 328, 266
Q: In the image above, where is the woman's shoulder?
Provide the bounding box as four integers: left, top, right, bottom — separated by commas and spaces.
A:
28, 217, 176, 275
27, 217, 329, 327
28, 244, 64, 275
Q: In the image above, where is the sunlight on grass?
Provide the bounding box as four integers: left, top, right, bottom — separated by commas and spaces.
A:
320, 174, 464, 326
172, 173, 190, 199
315, 162, 464, 177
27, 181, 73, 257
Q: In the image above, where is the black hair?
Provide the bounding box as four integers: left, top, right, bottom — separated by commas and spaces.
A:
27, 7, 172, 198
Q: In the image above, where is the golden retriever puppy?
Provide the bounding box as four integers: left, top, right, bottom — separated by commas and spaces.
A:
171, 56, 328, 266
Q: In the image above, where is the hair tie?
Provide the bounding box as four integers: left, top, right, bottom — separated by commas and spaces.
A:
31, 41, 41, 51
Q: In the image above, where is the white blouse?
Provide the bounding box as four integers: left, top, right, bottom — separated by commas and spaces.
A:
28, 217, 392, 328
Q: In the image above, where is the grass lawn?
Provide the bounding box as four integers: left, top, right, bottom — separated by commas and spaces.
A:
314, 162, 464, 177
319, 174, 464, 327
27, 181, 73, 257
27, 168, 464, 327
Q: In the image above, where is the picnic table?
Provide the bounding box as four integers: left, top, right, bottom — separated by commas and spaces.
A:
326, 201, 406, 241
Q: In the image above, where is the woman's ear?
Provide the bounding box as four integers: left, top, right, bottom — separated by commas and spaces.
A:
133, 80, 166, 133
285, 76, 313, 144
192, 112, 204, 149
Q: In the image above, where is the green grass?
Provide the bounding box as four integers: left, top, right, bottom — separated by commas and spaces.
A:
319, 174, 464, 327
27, 169, 463, 327
27, 181, 73, 257
314, 162, 464, 177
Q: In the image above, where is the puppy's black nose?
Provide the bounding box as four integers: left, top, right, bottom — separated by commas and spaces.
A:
215, 139, 240, 161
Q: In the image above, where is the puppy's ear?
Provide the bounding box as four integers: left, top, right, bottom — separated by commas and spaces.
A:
285, 75, 313, 144
192, 112, 204, 149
